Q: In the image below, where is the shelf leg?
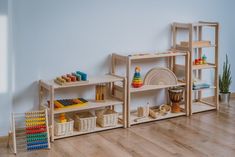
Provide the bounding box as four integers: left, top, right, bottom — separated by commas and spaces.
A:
198, 26, 202, 100
215, 24, 220, 110
50, 86, 55, 142
126, 58, 131, 127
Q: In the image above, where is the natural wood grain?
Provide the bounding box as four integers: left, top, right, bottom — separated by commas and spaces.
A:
2, 99, 235, 157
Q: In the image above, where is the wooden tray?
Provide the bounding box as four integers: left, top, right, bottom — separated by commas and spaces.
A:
54, 79, 89, 86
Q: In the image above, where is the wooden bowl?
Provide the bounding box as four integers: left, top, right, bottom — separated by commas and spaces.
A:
160, 104, 171, 113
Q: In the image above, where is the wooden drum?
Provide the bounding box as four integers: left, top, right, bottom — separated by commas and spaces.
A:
168, 87, 184, 113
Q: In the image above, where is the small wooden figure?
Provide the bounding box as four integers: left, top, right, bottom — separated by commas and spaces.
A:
137, 103, 149, 117
132, 66, 143, 88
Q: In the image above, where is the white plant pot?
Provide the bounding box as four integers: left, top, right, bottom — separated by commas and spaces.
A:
219, 92, 230, 105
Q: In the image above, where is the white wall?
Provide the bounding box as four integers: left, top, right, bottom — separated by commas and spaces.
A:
0, 0, 12, 136
0, 0, 234, 135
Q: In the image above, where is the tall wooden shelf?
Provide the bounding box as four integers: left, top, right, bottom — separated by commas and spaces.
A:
112, 51, 190, 127
39, 74, 127, 141
172, 21, 219, 115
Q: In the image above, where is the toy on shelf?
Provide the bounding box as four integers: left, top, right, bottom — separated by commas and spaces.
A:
132, 66, 143, 88
159, 104, 171, 115
168, 87, 184, 113
59, 113, 67, 123
51, 98, 88, 110
202, 54, 207, 64
193, 54, 207, 65
149, 108, 160, 119
144, 67, 178, 85
95, 84, 106, 101
148, 104, 171, 119
54, 71, 88, 86
134, 103, 150, 122
8, 110, 50, 154
134, 103, 172, 122
137, 103, 149, 117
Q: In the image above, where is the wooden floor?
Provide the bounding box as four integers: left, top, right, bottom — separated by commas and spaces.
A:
1, 100, 235, 157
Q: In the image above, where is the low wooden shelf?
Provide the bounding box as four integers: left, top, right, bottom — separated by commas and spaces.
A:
39, 74, 127, 141
112, 51, 190, 127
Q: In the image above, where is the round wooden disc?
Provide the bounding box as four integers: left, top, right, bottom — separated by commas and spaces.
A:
144, 67, 177, 85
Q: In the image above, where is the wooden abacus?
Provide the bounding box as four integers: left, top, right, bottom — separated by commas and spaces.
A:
9, 109, 50, 154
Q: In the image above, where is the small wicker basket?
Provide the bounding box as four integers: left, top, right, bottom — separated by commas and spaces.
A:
54, 117, 74, 136
74, 112, 97, 132
95, 109, 118, 127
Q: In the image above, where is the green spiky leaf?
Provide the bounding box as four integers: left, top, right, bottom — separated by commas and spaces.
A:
219, 54, 232, 93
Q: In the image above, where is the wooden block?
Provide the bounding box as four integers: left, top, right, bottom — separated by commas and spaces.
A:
137, 105, 149, 117
62, 75, 71, 82
67, 74, 76, 82
76, 71, 87, 81
72, 72, 81, 81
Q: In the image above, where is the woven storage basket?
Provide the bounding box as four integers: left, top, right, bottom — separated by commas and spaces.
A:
54, 117, 74, 136
95, 109, 118, 127
74, 112, 97, 132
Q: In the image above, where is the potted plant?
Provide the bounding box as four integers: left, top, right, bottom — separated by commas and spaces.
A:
219, 54, 232, 104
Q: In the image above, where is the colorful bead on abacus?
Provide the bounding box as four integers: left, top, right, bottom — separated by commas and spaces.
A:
24, 110, 49, 152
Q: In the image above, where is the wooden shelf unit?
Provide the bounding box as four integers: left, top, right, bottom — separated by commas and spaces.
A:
39, 74, 127, 141
172, 21, 219, 115
112, 51, 190, 127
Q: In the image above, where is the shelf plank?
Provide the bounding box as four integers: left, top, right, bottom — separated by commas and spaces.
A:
53, 98, 123, 114
129, 52, 187, 60
173, 22, 218, 28
41, 75, 123, 89
193, 44, 216, 48
193, 22, 218, 27
175, 63, 216, 70
130, 111, 186, 125
192, 63, 216, 70
176, 44, 216, 50
191, 101, 216, 113
130, 82, 186, 93
54, 123, 123, 139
